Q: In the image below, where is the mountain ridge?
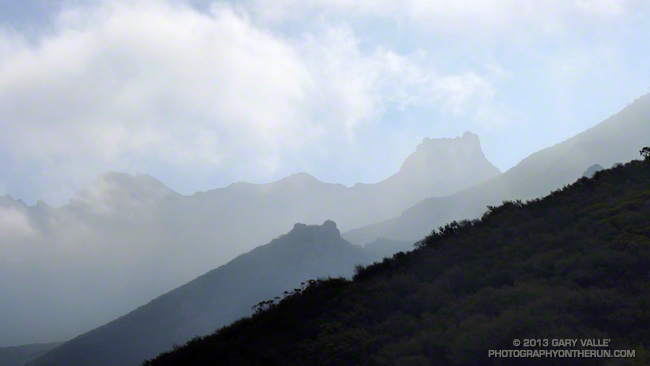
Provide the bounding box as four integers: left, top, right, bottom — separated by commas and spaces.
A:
344, 92, 650, 244
141, 156, 650, 366
0, 131, 498, 346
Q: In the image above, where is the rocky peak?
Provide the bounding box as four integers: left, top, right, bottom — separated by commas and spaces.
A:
291, 220, 340, 238
382, 132, 501, 198
399, 131, 487, 173
0, 195, 27, 209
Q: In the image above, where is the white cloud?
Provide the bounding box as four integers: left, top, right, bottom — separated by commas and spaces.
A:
0, 0, 503, 203
0, 1, 314, 169
0, 207, 35, 238
296, 25, 510, 136
0, 206, 40, 262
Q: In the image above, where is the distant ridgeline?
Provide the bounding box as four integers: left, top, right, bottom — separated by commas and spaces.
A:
144, 156, 650, 366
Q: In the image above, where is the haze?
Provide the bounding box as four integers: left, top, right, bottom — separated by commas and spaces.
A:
1, 1, 650, 365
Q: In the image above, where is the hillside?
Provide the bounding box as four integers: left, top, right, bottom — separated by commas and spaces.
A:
0, 343, 62, 366
27, 221, 401, 366
1, 132, 497, 346
344, 92, 650, 244
144, 157, 650, 366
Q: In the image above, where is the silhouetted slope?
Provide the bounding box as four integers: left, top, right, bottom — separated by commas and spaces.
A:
0, 343, 62, 366
144, 159, 650, 366
345, 93, 650, 244
28, 221, 391, 366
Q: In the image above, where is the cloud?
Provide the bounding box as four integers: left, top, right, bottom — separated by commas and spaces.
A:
0, 1, 314, 168
0, 206, 40, 262
249, 0, 638, 33
0, 0, 504, 204
0, 207, 35, 237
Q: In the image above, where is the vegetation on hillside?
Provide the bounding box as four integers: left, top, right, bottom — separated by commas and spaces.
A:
143, 153, 650, 366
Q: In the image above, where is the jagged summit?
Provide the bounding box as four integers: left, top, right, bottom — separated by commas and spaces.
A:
289, 220, 341, 241
321, 219, 338, 231
0, 195, 27, 208
376, 131, 501, 199
418, 130, 479, 145
400, 131, 490, 173
0, 194, 16, 205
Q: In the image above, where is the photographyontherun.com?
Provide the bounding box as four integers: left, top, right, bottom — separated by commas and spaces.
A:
488, 339, 636, 358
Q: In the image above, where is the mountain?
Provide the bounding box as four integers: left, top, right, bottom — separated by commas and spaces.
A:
0, 132, 497, 346
143, 158, 650, 366
27, 221, 399, 366
583, 164, 604, 178
68, 172, 176, 216
0, 343, 62, 366
344, 92, 650, 244
350, 131, 500, 218
0, 173, 189, 347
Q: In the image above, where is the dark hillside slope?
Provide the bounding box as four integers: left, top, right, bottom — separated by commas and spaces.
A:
145, 158, 650, 366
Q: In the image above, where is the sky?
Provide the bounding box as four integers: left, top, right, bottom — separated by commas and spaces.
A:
1, 0, 649, 206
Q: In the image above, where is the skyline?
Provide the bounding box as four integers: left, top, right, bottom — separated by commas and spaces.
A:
1, 0, 649, 206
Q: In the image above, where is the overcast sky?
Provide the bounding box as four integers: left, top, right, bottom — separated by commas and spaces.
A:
1, 0, 649, 206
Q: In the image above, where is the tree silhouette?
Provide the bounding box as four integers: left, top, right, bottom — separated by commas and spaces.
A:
641, 147, 650, 159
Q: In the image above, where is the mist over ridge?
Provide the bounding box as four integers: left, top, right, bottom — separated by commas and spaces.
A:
3, 90, 649, 365
2, 2, 650, 365
0, 131, 498, 346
